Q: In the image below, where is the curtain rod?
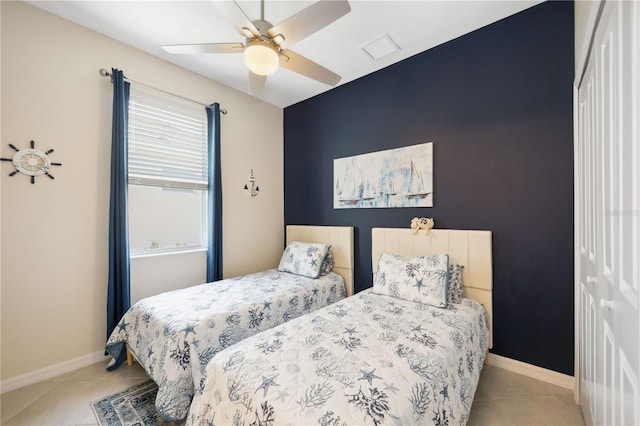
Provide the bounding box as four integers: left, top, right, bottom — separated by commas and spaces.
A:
99, 68, 227, 115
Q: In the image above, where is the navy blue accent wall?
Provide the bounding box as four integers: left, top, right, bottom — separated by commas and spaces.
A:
284, 1, 574, 375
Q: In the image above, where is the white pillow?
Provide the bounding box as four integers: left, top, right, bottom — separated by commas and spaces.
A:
373, 252, 449, 307
277, 241, 331, 279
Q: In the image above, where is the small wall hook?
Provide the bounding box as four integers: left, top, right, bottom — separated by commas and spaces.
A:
244, 169, 259, 197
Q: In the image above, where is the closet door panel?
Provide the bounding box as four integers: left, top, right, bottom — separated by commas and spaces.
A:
577, 2, 639, 425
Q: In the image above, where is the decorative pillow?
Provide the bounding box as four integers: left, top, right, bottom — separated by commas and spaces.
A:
319, 251, 335, 276
373, 252, 450, 307
448, 263, 464, 304
278, 241, 331, 279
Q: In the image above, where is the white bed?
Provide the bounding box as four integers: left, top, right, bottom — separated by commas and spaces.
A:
186, 227, 492, 425
104, 225, 353, 422
372, 228, 493, 348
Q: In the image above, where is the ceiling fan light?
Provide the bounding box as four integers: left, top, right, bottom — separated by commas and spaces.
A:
244, 40, 279, 76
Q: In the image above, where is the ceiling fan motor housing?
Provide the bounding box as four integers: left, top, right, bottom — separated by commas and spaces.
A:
252, 19, 273, 37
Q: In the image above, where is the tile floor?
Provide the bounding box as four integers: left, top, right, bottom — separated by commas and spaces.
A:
1, 360, 585, 425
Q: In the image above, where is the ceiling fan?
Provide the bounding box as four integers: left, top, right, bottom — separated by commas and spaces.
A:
162, 0, 351, 93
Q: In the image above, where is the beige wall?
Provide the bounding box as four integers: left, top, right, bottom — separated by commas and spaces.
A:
0, 0, 284, 383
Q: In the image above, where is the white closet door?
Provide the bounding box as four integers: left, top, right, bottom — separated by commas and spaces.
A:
578, 1, 639, 425
578, 41, 599, 426
612, 3, 640, 424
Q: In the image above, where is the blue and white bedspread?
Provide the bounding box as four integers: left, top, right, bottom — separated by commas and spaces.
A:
105, 269, 345, 422
186, 289, 489, 426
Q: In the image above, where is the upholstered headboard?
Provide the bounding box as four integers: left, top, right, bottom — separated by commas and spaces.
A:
286, 225, 354, 297
372, 228, 493, 348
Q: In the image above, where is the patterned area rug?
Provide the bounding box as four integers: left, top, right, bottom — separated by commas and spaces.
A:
91, 380, 183, 426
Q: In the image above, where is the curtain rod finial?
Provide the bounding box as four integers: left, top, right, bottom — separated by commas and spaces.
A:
99, 68, 111, 78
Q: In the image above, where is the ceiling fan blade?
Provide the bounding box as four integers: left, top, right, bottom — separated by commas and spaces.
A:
248, 71, 266, 95
162, 43, 244, 54
212, 0, 261, 39
267, 0, 350, 49
279, 49, 341, 86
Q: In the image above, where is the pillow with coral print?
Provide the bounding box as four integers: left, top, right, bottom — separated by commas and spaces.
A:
448, 263, 464, 304
319, 251, 335, 276
278, 241, 331, 279
373, 252, 450, 308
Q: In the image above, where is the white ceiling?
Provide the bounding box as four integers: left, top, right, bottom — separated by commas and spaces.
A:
27, 0, 543, 108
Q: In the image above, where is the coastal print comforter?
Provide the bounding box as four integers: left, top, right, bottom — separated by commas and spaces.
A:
105, 269, 345, 422
187, 289, 489, 426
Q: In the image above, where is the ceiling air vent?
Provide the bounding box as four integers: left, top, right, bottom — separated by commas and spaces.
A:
360, 33, 401, 61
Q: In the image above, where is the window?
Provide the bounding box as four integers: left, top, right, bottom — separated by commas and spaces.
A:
127, 86, 208, 256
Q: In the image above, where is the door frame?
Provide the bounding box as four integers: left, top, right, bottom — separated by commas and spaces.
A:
574, 0, 605, 406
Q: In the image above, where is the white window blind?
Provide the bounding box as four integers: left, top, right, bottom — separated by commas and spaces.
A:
128, 86, 208, 189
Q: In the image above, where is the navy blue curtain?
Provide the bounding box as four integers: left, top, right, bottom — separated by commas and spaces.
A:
206, 103, 223, 282
106, 68, 131, 339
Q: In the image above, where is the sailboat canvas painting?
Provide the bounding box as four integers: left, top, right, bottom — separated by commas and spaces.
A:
334, 142, 433, 209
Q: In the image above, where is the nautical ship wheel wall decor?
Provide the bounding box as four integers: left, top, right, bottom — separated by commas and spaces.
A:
1, 140, 62, 184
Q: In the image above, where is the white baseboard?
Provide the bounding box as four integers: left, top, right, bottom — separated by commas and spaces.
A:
1, 351, 108, 394
487, 353, 575, 390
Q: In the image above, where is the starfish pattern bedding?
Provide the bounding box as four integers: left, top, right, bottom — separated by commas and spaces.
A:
186, 289, 489, 425
105, 269, 345, 422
